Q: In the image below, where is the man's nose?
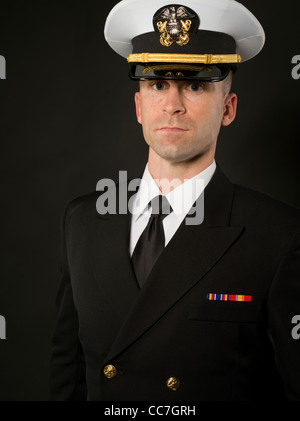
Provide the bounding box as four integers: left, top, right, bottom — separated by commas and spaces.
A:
162, 85, 186, 115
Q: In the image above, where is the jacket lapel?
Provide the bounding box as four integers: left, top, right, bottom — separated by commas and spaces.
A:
88, 184, 140, 319
104, 167, 244, 362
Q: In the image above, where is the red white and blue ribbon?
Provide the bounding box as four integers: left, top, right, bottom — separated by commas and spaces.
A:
206, 293, 252, 302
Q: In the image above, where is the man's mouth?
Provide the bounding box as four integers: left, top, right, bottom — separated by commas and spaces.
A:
158, 127, 188, 132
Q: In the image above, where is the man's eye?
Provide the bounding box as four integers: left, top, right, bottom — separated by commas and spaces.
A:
152, 82, 166, 91
188, 83, 203, 92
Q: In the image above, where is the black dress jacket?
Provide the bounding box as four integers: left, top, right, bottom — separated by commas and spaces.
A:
50, 166, 300, 401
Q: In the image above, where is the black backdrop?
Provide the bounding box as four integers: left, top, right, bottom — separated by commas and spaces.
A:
0, 0, 299, 401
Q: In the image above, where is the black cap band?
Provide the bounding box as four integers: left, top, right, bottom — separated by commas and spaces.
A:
132, 30, 237, 56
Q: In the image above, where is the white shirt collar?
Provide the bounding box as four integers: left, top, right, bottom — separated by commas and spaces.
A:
131, 160, 216, 222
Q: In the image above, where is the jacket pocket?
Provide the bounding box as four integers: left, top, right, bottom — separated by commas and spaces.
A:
188, 302, 261, 323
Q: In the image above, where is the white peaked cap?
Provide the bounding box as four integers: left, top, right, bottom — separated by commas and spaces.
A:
104, 0, 265, 62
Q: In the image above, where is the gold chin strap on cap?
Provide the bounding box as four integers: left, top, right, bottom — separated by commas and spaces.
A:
127, 53, 241, 64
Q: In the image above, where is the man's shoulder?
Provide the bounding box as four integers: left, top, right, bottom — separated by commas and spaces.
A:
213, 165, 300, 225
62, 176, 139, 221
63, 191, 100, 221
234, 182, 300, 214
232, 182, 300, 227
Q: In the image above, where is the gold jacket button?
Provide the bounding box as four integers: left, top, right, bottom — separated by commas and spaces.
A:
103, 364, 117, 379
166, 377, 181, 391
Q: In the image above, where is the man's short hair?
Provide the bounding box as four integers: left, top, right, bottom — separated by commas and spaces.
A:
223, 71, 233, 96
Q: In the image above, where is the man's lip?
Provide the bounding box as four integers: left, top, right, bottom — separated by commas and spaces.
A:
158, 127, 188, 131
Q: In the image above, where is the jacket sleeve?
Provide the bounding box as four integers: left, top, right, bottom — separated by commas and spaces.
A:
49, 202, 87, 401
267, 228, 300, 400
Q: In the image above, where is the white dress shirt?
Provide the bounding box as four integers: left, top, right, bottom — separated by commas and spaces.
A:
129, 160, 216, 256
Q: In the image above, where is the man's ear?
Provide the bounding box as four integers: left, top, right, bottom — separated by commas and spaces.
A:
135, 92, 142, 125
222, 93, 238, 127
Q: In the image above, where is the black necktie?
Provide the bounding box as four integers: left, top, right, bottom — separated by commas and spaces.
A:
131, 195, 172, 288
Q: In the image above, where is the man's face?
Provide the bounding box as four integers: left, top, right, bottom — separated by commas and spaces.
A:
135, 78, 237, 165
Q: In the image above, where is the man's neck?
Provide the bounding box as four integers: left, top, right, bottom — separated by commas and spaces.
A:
147, 151, 215, 194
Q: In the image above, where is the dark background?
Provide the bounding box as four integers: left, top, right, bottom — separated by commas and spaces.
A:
0, 0, 299, 400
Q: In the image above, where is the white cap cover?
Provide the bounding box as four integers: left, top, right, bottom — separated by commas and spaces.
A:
104, 0, 265, 63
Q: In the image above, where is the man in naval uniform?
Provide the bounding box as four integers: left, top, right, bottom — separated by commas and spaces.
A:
50, 0, 300, 401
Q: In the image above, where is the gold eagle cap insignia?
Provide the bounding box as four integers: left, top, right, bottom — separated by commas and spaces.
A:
154, 5, 196, 47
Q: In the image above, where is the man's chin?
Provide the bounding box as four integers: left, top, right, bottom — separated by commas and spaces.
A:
153, 148, 199, 164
